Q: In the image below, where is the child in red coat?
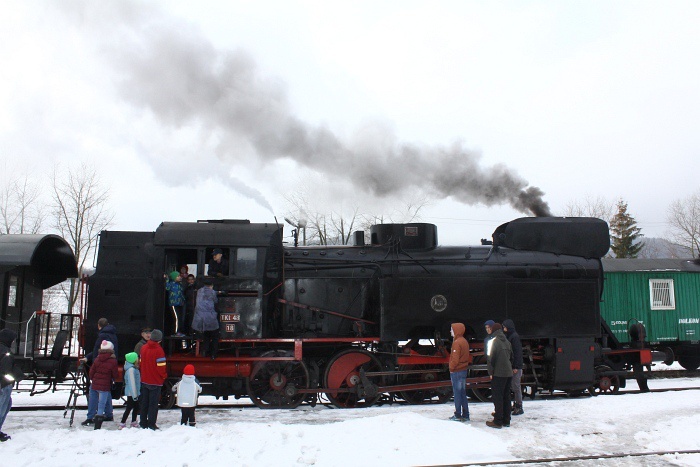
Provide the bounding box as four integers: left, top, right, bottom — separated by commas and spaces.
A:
88, 340, 119, 430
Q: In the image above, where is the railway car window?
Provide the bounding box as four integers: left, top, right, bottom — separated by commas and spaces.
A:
649, 279, 675, 310
235, 248, 258, 276
7, 275, 18, 306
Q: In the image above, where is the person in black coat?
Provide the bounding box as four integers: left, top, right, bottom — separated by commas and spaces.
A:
183, 274, 197, 336
502, 319, 524, 415
0, 329, 19, 442
207, 248, 229, 277
82, 318, 119, 364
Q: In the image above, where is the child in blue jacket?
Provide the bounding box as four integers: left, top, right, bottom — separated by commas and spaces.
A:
119, 352, 141, 429
165, 271, 185, 336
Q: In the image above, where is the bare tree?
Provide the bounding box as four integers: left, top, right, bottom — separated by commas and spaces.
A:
666, 191, 700, 258
284, 193, 363, 246
0, 171, 46, 234
284, 188, 432, 246
562, 195, 616, 224
51, 163, 114, 312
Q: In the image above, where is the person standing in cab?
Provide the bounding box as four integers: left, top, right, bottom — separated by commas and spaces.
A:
192, 279, 220, 360
207, 248, 229, 277
165, 271, 185, 336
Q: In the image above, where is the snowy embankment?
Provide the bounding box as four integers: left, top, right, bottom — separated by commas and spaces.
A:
3, 377, 700, 466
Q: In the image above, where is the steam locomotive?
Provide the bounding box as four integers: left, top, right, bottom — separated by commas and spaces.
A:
78, 215, 663, 408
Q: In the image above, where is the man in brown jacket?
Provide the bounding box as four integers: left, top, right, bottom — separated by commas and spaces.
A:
449, 323, 471, 422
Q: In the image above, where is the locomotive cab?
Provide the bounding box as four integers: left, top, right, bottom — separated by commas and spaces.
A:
153, 220, 284, 340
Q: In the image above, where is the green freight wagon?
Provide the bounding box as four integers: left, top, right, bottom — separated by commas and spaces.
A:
601, 258, 700, 370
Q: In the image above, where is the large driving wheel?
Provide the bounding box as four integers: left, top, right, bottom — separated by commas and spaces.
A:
399, 364, 451, 405
588, 365, 620, 395
324, 349, 385, 408
468, 356, 492, 402
160, 380, 176, 409
247, 350, 310, 409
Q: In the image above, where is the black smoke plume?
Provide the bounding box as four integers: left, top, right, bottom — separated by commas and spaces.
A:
68, 1, 551, 217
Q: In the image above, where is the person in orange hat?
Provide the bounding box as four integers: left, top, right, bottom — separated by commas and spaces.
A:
172, 364, 202, 426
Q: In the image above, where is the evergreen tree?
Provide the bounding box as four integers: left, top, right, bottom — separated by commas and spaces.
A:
610, 199, 644, 258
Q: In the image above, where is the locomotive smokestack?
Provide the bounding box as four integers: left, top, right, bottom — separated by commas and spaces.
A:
68, 3, 551, 217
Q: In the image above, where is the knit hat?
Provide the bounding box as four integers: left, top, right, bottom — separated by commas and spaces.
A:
491, 323, 503, 332
213, 248, 223, 255
125, 352, 138, 364
484, 320, 496, 327
183, 364, 195, 376
169, 271, 180, 281
100, 340, 114, 351
150, 329, 163, 342
0, 329, 16, 346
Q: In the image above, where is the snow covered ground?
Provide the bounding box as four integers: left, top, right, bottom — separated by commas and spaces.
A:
3, 376, 700, 466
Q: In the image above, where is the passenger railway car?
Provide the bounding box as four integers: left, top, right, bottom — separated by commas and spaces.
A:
601, 258, 700, 371
79, 216, 659, 408
0, 234, 80, 393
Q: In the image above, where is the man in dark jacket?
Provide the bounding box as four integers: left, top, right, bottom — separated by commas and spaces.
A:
486, 323, 513, 429
83, 318, 119, 364
134, 327, 152, 357
81, 318, 118, 425
207, 248, 229, 277
503, 319, 524, 415
0, 329, 18, 442
183, 274, 197, 336
139, 329, 167, 430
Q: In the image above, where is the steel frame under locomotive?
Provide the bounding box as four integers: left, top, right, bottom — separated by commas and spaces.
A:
83, 217, 661, 408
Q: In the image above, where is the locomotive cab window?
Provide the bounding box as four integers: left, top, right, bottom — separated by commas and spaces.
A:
649, 279, 675, 310
164, 249, 198, 278
205, 247, 230, 276
235, 248, 258, 277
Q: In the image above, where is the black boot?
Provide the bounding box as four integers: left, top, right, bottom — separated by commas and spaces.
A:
94, 415, 104, 430
189, 422, 196, 427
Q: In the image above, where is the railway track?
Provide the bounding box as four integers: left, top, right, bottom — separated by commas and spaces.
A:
11, 383, 700, 412
425, 448, 700, 466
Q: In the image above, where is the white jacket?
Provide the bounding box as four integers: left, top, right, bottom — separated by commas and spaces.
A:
172, 375, 202, 407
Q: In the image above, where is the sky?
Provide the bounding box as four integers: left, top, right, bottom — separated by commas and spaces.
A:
4, 374, 700, 466
1, 1, 699, 245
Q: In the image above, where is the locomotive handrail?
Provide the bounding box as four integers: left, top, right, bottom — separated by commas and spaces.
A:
278, 298, 377, 325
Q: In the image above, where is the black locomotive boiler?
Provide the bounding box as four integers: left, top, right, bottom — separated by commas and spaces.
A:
83, 216, 651, 408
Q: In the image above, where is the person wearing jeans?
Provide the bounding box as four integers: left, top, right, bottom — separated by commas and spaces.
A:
139, 329, 167, 430
448, 323, 471, 422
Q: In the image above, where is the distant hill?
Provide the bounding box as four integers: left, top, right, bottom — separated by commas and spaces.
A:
635, 237, 691, 259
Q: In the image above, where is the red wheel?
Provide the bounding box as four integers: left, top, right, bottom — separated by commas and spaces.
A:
588, 365, 620, 395
324, 349, 385, 408
247, 350, 309, 408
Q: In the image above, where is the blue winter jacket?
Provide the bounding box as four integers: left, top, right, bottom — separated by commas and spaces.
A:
165, 279, 185, 307
192, 287, 219, 332
123, 361, 141, 399
86, 324, 119, 363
